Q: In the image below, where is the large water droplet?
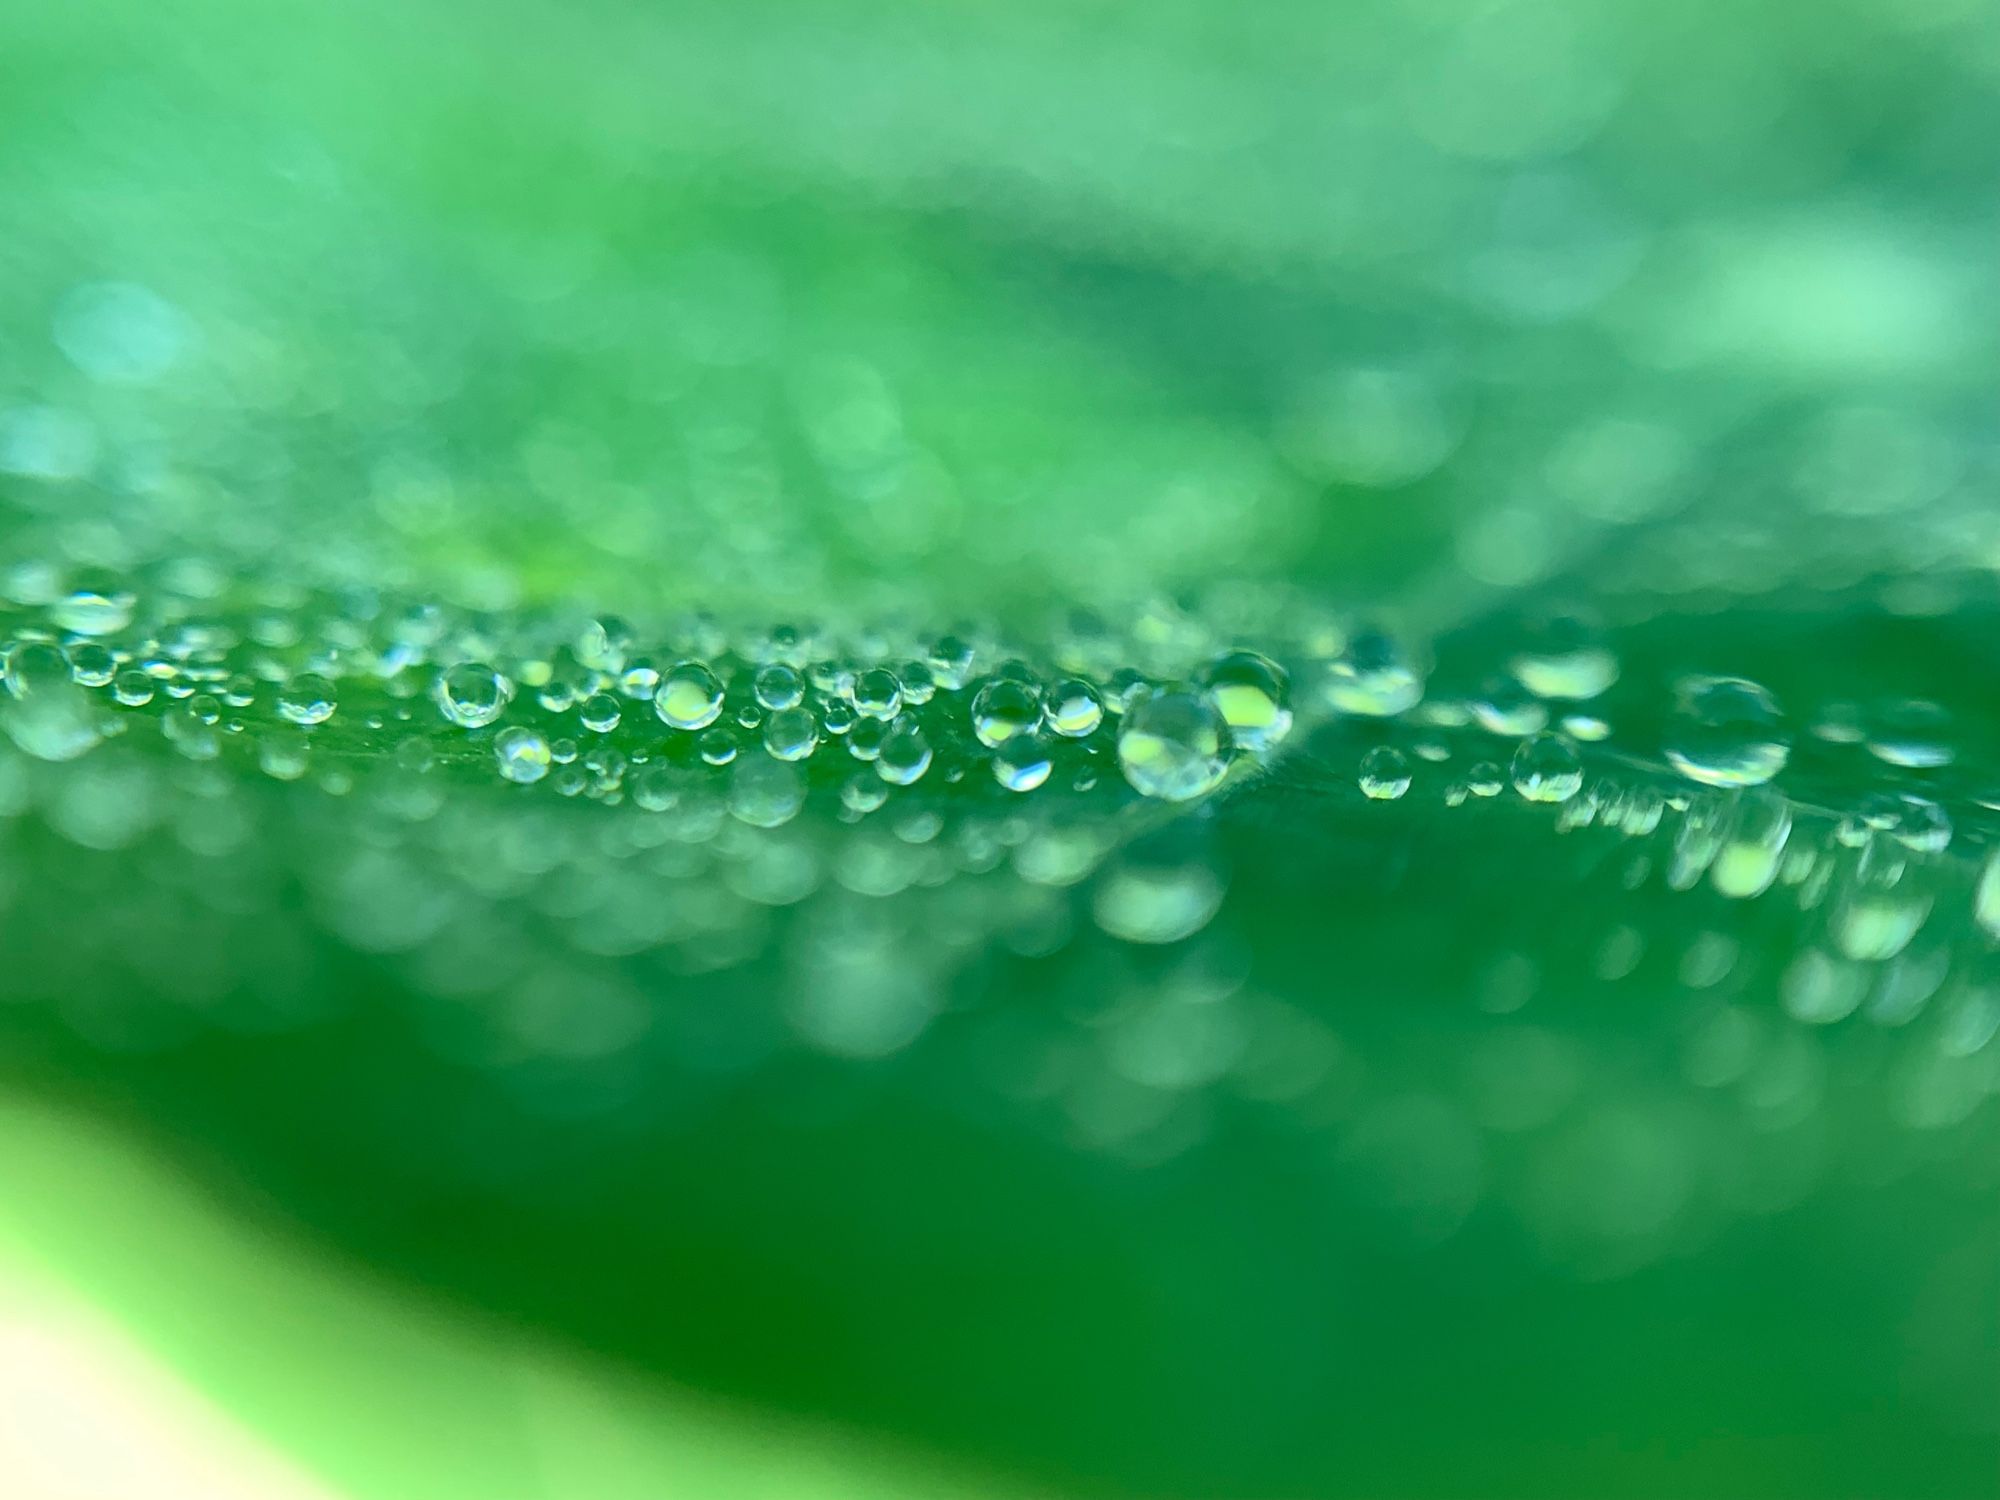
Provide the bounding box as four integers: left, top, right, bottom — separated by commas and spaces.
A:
1044, 677, 1105, 738
763, 705, 820, 762
277, 672, 337, 726
437, 661, 510, 729
1665, 676, 1789, 788
970, 678, 1042, 748
1323, 629, 1423, 717
1511, 732, 1583, 803
993, 731, 1055, 792
877, 720, 932, 785
1198, 651, 1293, 752
496, 726, 551, 784
1118, 691, 1231, 802
654, 660, 725, 730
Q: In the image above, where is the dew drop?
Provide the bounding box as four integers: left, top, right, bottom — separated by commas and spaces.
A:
729, 757, 805, 828
277, 672, 337, 726
1045, 677, 1105, 738
1470, 676, 1550, 736
753, 662, 805, 712
928, 634, 976, 690
971, 678, 1043, 748
1198, 651, 1293, 752
495, 726, 551, 784
51, 586, 136, 637
1118, 691, 1231, 802
1865, 699, 1953, 769
654, 660, 725, 730
579, 692, 622, 733
763, 705, 821, 762
993, 731, 1055, 792
846, 715, 888, 762
258, 726, 311, 781
842, 770, 890, 814
852, 666, 902, 720
437, 661, 510, 729
69, 642, 117, 687
1511, 732, 1583, 803
1323, 629, 1424, 717
1358, 745, 1412, 800
1665, 676, 1789, 788
877, 720, 933, 785
1510, 614, 1618, 700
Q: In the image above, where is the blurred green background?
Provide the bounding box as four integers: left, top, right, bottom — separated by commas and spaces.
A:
1, 0, 1997, 1497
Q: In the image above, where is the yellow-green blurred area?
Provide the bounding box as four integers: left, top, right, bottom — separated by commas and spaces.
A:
2, 0, 2000, 1497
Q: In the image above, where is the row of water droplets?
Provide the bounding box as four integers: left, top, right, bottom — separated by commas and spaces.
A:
0, 587, 1978, 832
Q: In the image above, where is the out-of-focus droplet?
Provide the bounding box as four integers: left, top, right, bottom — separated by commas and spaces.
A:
1665, 676, 1789, 788
1118, 691, 1231, 802
1512, 732, 1583, 803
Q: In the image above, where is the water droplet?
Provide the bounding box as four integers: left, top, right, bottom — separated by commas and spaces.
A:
69, 642, 117, 687
633, 764, 679, 811
1665, 676, 1789, 788
51, 586, 135, 637
579, 692, 622, 733
898, 660, 936, 706
993, 732, 1055, 792
1511, 732, 1583, 803
495, 726, 551, 784
763, 705, 820, 761
1710, 790, 1792, 899
1094, 858, 1226, 945
1044, 677, 1105, 738
1510, 614, 1618, 700
1358, 745, 1412, 799
1560, 713, 1610, 742
2, 641, 101, 761
729, 757, 805, 828
1118, 691, 1232, 802
971, 678, 1043, 748
258, 726, 311, 781
842, 770, 890, 813
654, 660, 725, 730
1323, 629, 1424, 717
753, 662, 804, 711
1198, 651, 1293, 752
877, 721, 932, 785
437, 661, 510, 729
277, 672, 337, 726
846, 715, 888, 762
1470, 676, 1550, 736
1467, 762, 1504, 797
698, 726, 737, 765
928, 634, 976, 690
1888, 793, 1952, 854
162, 702, 219, 760
1865, 699, 1953, 769
852, 666, 902, 719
